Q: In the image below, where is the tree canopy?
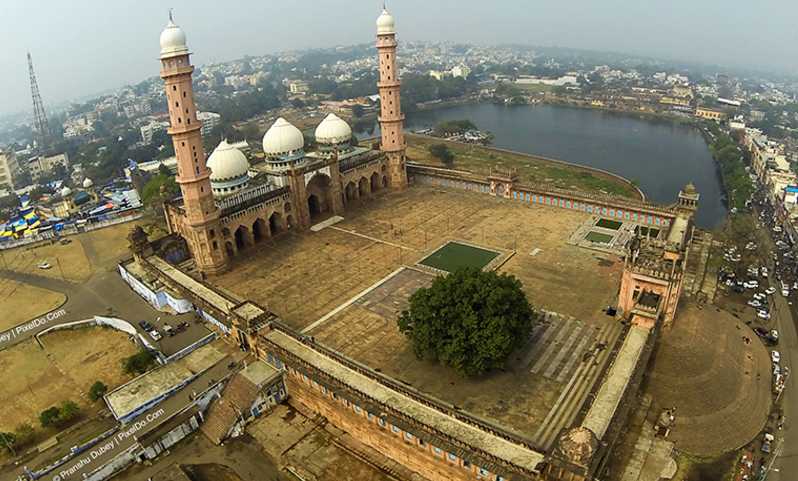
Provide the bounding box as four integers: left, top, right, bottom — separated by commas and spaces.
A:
398, 268, 535, 376
428, 143, 455, 168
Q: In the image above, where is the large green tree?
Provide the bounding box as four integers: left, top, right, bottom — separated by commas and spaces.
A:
398, 268, 535, 376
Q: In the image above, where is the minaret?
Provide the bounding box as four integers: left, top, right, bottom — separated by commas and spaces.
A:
376, 6, 408, 189
159, 13, 228, 274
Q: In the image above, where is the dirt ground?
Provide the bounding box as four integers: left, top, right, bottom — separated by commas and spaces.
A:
0, 221, 143, 283
0, 326, 138, 431
646, 303, 771, 456
0, 280, 65, 330
214, 186, 622, 330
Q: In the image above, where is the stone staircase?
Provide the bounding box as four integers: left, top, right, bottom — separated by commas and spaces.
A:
532, 320, 626, 450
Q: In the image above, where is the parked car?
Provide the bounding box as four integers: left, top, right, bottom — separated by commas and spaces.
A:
766, 287, 777, 295
148, 329, 162, 341
744, 281, 759, 289
747, 300, 763, 308
37, 262, 52, 270
772, 350, 781, 364
768, 330, 780, 345
754, 327, 769, 338
758, 310, 771, 320
138, 320, 154, 332
163, 324, 175, 337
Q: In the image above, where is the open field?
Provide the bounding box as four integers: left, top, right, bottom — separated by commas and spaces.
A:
0, 280, 65, 330
405, 133, 641, 199
0, 326, 138, 431
0, 221, 143, 283
215, 186, 625, 440
647, 303, 771, 456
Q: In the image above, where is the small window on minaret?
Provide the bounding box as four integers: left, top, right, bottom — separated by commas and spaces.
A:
173, 86, 177, 91
183, 92, 186, 98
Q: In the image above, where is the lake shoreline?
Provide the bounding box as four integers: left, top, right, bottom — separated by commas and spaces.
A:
394, 102, 727, 228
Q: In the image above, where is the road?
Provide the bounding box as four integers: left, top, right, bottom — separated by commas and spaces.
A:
746, 198, 796, 481
769, 289, 796, 481
0, 260, 206, 356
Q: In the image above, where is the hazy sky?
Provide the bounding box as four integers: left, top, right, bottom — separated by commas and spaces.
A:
1, 0, 796, 116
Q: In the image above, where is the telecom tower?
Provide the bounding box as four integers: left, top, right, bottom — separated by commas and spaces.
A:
28, 52, 50, 148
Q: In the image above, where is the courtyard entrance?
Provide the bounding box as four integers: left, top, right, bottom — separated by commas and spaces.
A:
307, 173, 333, 221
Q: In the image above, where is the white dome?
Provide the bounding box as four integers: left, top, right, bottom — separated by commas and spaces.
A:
159, 15, 188, 59
314, 113, 352, 145
82, 178, 94, 189
207, 140, 250, 181
262, 118, 305, 156
376, 8, 395, 35
60, 187, 72, 197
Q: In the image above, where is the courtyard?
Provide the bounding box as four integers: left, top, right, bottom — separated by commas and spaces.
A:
213, 186, 627, 446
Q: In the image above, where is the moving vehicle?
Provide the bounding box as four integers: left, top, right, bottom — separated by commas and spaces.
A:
37, 262, 52, 270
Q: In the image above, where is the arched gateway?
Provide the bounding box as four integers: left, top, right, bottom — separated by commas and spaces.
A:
306, 173, 333, 221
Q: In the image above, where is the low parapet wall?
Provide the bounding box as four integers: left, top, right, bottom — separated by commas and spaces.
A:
409, 164, 678, 228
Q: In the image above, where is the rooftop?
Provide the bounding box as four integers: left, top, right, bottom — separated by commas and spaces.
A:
105, 343, 227, 420
240, 359, 281, 387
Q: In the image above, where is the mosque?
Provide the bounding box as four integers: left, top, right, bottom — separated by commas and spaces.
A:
159, 8, 407, 274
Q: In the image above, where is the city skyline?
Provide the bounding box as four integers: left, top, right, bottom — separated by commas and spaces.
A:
1, 0, 797, 117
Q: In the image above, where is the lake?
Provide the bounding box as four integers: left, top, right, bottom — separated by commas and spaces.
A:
357, 103, 726, 228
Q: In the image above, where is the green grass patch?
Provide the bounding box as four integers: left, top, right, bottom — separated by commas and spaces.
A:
406, 134, 640, 200
596, 218, 623, 230
585, 231, 614, 244
419, 242, 500, 273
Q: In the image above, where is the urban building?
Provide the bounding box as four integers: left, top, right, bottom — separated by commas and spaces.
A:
451, 64, 471, 79
27, 152, 70, 180
695, 107, 727, 121
0, 149, 20, 190
287, 80, 310, 94
140, 120, 169, 144
197, 111, 221, 137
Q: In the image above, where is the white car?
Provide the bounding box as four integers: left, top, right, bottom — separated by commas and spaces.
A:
744, 281, 759, 289
766, 287, 777, 295
747, 300, 762, 308
148, 329, 162, 341
758, 310, 771, 320
37, 262, 52, 270
772, 351, 781, 364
